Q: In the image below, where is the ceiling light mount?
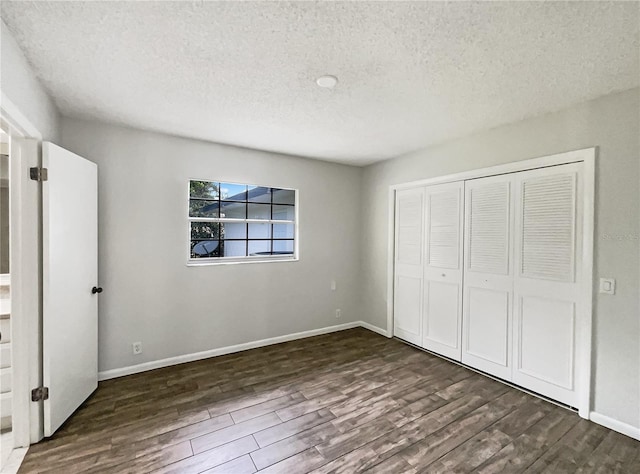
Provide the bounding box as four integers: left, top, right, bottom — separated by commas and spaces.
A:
316, 75, 338, 89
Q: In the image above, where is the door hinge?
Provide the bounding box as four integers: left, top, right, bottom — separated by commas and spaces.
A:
31, 386, 49, 402
29, 167, 48, 181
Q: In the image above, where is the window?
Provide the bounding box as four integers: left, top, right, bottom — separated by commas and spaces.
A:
188, 180, 297, 263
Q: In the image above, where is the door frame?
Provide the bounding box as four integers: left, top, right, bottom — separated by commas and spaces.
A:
1, 92, 45, 446
387, 147, 596, 418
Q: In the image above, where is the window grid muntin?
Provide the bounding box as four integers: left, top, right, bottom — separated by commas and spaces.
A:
189, 180, 296, 261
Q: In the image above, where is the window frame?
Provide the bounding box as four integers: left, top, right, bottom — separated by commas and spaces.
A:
186, 178, 299, 266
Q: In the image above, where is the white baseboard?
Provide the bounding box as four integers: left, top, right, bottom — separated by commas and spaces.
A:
1, 447, 28, 474
98, 323, 640, 445
590, 412, 640, 441
359, 321, 390, 337
99, 321, 386, 381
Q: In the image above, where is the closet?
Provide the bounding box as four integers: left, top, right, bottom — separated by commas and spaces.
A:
393, 158, 588, 409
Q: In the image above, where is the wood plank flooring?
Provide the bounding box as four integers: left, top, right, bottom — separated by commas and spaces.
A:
18, 328, 640, 473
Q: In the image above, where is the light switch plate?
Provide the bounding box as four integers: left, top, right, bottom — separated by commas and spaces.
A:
599, 278, 615, 295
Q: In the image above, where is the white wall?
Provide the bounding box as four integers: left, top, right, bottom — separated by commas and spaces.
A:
60, 118, 362, 374
361, 87, 640, 431
0, 20, 60, 141
6, 15, 637, 434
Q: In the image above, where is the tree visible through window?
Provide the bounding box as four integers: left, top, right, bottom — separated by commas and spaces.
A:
188, 180, 296, 262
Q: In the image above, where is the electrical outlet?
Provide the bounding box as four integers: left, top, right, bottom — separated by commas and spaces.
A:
132, 341, 142, 355
599, 278, 616, 295
331, 280, 337, 291
335, 309, 341, 318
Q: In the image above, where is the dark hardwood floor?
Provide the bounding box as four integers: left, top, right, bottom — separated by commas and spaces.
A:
18, 328, 640, 473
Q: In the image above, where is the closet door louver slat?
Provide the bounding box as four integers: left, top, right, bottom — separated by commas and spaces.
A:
396, 192, 423, 265
428, 191, 460, 269
521, 174, 576, 282
468, 182, 510, 275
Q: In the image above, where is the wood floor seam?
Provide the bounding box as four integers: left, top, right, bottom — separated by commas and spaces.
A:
16, 328, 640, 474
341, 396, 506, 473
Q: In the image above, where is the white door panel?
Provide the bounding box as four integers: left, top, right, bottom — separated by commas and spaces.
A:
393, 188, 424, 345
464, 288, 511, 378
394, 276, 422, 345
512, 163, 582, 407
424, 281, 460, 349
43, 142, 98, 436
517, 296, 575, 390
462, 175, 514, 379
422, 182, 463, 360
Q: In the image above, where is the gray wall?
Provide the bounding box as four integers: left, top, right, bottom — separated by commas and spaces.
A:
1, 20, 60, 141
360, 87, 640, 429
61, 118, 363, 373
6, 10, 636, 430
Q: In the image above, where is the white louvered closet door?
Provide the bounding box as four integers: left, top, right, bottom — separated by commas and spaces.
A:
422, 182, 464, 360
512, 163, 583, 406
462, 175, 515, 380
394, 188, 425, 345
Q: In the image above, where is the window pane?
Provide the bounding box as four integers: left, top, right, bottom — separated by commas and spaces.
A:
222, 240, 246, 257
248, 240, 271, 256
247, 203, 271, 220
188, 180, 297, 262
191, 222, 220, 240
273, 223, 294, 239
248, 223, 271, 239
220, 183, 248, 201
247, 186, 271, 203
191, 240, 220, 258
220, 201, 246, 219
272, 204, 295, 221
272, 188, 295, 205
220, 222, 247, 239
190, 180, 219, 199
273, 240, 294, 253
189, 199, 220, 218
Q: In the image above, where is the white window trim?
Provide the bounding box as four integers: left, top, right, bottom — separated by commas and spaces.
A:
186, 178, 300, 266
1, 93, 43, 448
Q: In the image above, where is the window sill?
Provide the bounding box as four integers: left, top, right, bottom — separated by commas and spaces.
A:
186, 256, 299, 266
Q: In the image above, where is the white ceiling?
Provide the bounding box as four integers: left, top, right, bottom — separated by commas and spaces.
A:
2, 1, 638, 166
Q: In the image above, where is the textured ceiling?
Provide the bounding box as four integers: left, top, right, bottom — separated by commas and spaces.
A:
1, 1, 639, 166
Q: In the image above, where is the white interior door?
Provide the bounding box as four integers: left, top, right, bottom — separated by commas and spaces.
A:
43, 142, 98, 436
512, 163, 582, 406
462, 175, 515, 380
393, 188, 424, 345
422, 182, 464, 360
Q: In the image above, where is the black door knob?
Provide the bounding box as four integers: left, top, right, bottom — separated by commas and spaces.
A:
92, 286, 103, 294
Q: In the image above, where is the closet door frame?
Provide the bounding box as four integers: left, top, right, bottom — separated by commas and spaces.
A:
387, 148, 595, 418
